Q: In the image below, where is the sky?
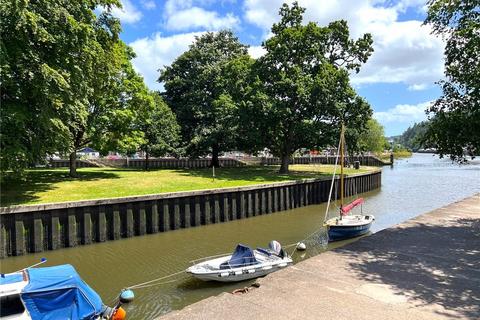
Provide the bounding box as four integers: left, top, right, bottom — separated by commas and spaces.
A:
104, 0, 445, 136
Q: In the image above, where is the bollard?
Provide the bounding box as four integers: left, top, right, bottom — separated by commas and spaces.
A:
354, 161, 360, 170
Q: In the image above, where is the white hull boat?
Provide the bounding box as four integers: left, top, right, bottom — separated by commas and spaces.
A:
323, 124, 375, 242
187, 242, 292, 282
0, 261, 134, 320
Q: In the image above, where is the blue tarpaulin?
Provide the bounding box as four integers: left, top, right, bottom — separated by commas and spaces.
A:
220, 244, 259, 269
0, 273, 23, 285
21, 264, 103, 320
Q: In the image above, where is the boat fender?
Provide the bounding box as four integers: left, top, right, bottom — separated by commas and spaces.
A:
220, 272, 229, 277
119, 289, 135, 304
296, 242, 306, 251
112, 307, 126, 320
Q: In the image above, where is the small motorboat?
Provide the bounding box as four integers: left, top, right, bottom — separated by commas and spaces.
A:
0, 261, 134, 320
187, 241, 293, 282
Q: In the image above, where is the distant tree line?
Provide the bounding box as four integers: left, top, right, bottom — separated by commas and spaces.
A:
391, 121, 429, 152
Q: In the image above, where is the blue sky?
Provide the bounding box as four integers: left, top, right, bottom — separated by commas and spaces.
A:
106, 0, 445, 136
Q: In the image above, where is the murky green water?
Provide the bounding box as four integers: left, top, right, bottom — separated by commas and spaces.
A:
1, 154, 479, 319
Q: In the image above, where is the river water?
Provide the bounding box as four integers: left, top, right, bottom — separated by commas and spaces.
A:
1, 153, 479, 319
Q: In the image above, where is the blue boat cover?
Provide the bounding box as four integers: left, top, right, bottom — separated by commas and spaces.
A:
21, 264, 103, 320
220, 244, 258, 269
0, 273, 23, 285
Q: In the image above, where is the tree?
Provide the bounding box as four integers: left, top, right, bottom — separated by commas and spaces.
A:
137, 93, 180, 170
159, 30, 248, 167
249, 2, 373, 173
396, 121, 429, 151
358, 119, 388, 153
69, 42, 150, 176
423, 0, 480, 161
0, 0, 147, 177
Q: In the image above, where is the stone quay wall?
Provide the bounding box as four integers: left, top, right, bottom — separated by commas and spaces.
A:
0, 171, 381, 258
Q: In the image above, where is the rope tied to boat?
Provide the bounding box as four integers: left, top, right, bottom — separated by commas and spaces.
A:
125, 270, 186, 290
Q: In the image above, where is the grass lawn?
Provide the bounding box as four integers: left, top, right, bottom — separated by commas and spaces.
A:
1, 165, 375, 206
377, 150, 413, 161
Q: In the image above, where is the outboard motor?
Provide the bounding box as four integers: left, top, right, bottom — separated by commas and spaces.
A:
268, 240, 285, 258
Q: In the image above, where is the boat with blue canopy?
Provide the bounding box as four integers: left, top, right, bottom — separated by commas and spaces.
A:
187, 241, 292, 282
0, 262, 134, 320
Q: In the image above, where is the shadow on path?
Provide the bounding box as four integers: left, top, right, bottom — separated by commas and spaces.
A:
340, 218, 480, 318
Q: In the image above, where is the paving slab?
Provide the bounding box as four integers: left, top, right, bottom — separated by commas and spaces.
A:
159, 194, 480, 320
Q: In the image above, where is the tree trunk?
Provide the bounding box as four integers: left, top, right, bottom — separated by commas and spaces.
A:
279, 154, 290, 174
145, 151, 149, 171
69, 151, 77, 177
210, 144, 220, 168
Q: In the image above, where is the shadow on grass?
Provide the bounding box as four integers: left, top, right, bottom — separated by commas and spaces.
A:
341, 218, 480, 318
172, 166, 330, 183
1, 169, 120, 207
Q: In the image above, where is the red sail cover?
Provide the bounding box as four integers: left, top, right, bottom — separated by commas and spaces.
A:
341, 198, 364, 215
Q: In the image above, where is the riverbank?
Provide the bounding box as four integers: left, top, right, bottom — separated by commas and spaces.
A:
0, 171, 381, 257
159, 193, 480, 320
1, 165, 374, 206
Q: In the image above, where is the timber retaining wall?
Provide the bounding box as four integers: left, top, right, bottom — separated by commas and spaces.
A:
0, 171, 381, 258
261, 156, 390, 166
49, 158, 245, 169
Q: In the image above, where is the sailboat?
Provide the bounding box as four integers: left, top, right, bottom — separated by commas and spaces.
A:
324, 124, 375, 241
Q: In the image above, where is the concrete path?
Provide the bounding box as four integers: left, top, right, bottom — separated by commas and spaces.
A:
160, 194, 480, 320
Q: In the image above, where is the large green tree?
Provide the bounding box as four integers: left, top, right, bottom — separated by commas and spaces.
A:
159, 31, 248, 167
249, 2, 373, 173
0, 0, 148, 177
358, 119, 388, 153
136, 93, 180, 170
423, 0, 480, 161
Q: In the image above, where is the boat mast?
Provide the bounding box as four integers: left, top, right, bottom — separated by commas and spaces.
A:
339, 123, 345, 220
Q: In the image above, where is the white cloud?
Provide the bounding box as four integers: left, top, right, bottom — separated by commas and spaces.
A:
408, 83, 428, 91
248, 45, 266, 58
166, 7, 239, 31
351, 20, 444, 87
243, 0, 444, 88
164, 0, 240, 31
374, 101, 432, 124
129, 32, 204, 90
111, 0, 142, 24
141, 0, 156, 10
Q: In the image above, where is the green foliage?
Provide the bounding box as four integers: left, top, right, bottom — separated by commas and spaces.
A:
358, 119, 388, 153
136, 92, 180, 167
159, 30, 248, 166
423, 0, 480, 161
242, 2, 373, 172
395, 121, 429, 151
0, 0, 149, 176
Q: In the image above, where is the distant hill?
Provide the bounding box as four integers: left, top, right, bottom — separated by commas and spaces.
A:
389, 121, 429, 152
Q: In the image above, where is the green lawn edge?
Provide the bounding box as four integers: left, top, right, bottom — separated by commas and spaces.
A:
1, 165, 377, 207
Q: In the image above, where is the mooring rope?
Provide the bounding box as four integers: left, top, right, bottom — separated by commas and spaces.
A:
125, 270, 186, 290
